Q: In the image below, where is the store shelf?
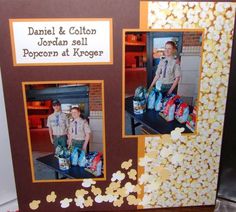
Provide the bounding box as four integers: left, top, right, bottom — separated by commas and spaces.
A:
125, 67, 146, 72
125, 41, 146, 46
28, 115, 49, 119
27, 106, 50, 110
125, 33, 147, 96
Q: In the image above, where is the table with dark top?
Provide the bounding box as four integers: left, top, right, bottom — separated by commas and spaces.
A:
37, 154, 102, 179
125, 96, 192, 135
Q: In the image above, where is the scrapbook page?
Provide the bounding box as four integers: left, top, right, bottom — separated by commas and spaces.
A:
0, 0, 235, 211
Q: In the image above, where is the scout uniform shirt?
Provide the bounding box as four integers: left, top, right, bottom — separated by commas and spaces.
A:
156, 56, 181, 85
47, 112, 69, 136
69, 118, 91, 140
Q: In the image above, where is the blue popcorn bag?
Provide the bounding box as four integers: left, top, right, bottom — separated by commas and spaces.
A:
154, 91, 162, 111
147, 89, 156, 109
71, 147, 79, 166
78, 150, 87, 167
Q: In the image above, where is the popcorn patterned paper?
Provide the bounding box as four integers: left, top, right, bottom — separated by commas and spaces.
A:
60, 198, 73, 208
28, 160, 141, 210
46, 191, 57, 203
29, 200, 41, 210
137, 1, 236, 209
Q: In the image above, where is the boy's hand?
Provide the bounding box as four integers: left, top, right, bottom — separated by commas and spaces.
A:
67, 140, 71, 147
82, 144, 87, 152
148, 87, 152, 93
175, 58, 180, 65
167, 89, 172, 95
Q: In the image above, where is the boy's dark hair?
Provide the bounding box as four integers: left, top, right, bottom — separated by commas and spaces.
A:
165, 41, 177, 50
52, 99, 61, 106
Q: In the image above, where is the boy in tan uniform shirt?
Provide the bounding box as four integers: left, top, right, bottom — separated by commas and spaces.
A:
47, 100, 69, 149
149, 41, 181, 97
68, 107, 91, 153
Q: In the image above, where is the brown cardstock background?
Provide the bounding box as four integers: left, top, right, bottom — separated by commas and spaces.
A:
0, 0, 140, 211
1, 0, 236, 211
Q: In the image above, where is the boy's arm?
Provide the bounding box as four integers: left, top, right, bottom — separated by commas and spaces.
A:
47, 116, 53, 144
148, 74, 160, 92
167, 62, 181, 95
82, 120, 91, 152
67, 117, 72, 147
82, 133, 90, 152
148, 61, 162, 91
67, 126, 72, 147
48, 127, 53, 144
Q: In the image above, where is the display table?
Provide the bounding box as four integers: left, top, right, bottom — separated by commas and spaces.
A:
125, 96, 192, 135
37, 154, 102, 179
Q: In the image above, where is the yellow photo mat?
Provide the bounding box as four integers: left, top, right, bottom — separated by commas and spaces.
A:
22, 80, 107, 183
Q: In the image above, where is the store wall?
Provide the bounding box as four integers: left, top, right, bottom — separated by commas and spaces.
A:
178, 32, 202, 106
89, 83, 102, 111
0, 69, 17, 206
183, 32, 202, 46
89, 84, 103, 153
178, 51, 201, 106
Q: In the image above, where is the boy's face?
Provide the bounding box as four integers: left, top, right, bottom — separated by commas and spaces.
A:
164, 44, 175, 57
53, 104, 61, 112
71, 109, 80, 119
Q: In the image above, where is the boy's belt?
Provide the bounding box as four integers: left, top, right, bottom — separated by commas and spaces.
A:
53, 135, 67, 138
162, 83, 173, 86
